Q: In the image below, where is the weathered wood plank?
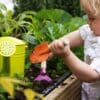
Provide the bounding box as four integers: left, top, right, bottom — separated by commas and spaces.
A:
45, 74, 81, 100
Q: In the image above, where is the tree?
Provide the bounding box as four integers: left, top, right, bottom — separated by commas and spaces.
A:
14, 0, 83, 16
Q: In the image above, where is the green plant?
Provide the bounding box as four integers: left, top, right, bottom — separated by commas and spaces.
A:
0, 77, 26, 96
22, 9, 86, 67
0, 3, 14, 36
14, 0, 83, 16
0, 76, 44, 100
0, 3, 32, 37
0, 8, 86, 98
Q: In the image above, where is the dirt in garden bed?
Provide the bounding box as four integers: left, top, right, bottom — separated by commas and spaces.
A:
25, 64, 71, 96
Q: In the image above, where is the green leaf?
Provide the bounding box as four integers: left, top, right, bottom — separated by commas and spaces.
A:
0, 77, 27, 96
24, 89, 44, 100
0, 77, 14, 96
0, 3, 7, 11
36, 9, 72, 23
22, 34, 38, 45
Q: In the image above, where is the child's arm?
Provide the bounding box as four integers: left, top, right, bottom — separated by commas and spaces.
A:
62, 51, 100, 82
59, 30, 83, 48
49, 29, 83, 57
49, 29, 100, 82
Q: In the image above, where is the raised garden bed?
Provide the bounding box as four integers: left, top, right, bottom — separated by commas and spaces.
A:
25, 63, 81, 100
25, 65, 72, 96
24, 63, 82, 100
45, 74, 81, 100
41, 71, 71, 96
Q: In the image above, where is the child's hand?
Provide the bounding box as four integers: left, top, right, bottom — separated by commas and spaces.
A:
49, 38, 71, 58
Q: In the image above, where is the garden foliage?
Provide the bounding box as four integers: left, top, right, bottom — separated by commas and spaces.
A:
0, 2, 86, 99
14, 0, 84, 16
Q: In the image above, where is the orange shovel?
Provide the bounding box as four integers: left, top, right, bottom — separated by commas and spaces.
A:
30, 42, 50, 64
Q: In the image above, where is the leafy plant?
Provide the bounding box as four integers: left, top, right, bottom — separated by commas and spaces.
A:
14, 0, 83, 16
0, 3, 14, 36
0, 3, 32, 37
0, 8, 86, 98
0, 76, 26, 96
0, 76, 43, 100
21, 9, 86, 70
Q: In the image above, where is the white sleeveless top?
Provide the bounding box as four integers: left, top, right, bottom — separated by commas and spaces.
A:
79, 24, 100, 100
79, 24, 100, 72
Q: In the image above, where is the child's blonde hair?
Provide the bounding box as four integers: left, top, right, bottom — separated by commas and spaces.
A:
80, 0, 100, 16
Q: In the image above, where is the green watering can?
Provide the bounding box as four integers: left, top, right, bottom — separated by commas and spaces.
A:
0, 37, 26, 77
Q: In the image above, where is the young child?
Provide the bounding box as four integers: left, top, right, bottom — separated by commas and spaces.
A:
49, 0, 100, 99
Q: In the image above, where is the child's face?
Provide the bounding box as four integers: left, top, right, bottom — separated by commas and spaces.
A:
83, 3, 100, 36
87, 12, 100, 36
